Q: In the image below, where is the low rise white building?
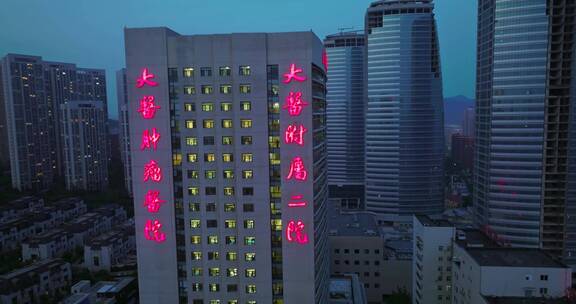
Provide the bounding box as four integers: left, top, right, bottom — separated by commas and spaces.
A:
452, 232, 572, 304
84, 220, 135, 271
0, 259, 72, 304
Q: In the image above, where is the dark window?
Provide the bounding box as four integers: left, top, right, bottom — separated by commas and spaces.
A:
203, 136, 214, 145
241, 136, 252, 145
243, 187, 254, 196
205, 187, 216, 195
243, 204, 255, 212
207, 220, 217, 228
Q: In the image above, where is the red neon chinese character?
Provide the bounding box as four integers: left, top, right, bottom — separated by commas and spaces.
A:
288, 195, 307, 208
284, 124, 307, 146
286, 157, 308, 181
137, 96, 161, 119
144, 190, 166, 213
144, 219, 166, 243
286, 220, 308, 244
136, 68, 158, 88
283, 91, 308, 116
143, 160, 162, 182
283, 64, 307, 84
141, 128, 161, 151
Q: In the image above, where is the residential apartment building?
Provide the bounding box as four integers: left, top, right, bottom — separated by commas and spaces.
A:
84, 220, 135, 272
0, 54, 107, 191
125, 27, 329, 304
61, 100, 109, 191
0, 259, 72, 304
117, 68, 133, 196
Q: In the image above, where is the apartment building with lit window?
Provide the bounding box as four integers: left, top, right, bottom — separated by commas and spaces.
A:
0, 54, 108, 191
124, 27, 329, 304
117, 68, 133, 196
61, 100, 109, 191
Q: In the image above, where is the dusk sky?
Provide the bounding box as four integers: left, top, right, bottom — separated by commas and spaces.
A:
0, 0, 477, 118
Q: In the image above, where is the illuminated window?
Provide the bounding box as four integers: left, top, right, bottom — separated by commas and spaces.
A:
241, 101, 251, 111
184, 86, 196, 95
202, 103, 214, 111
205, 170, 216, 179
269, 101, 280, 113
200, 67, 212, 77
208, 235, 218, 244
205, 153, 215, 162
269, 152, 280, 165
242, 170, 253, 179
269, 119, 280, 131
186, 137, 198, 146
188, 170, 199, 179
225, 220, 236, 229
203, 119, 214, 128
245, 269, 256, 278
227, 268, 238, 277
246, 285, 257, 294
222, 119, 233, 128
270, 186, 281, 198
226, 236, 237, 244
222, 136, 233, 145
269, 136, 280, 148
245, 253, 256, 261
223, 153, 233, 162
190, 219, 201, 228
221, 102, 232, 111
241, 119, 252, 128
242, 153, 253, 162
224, 187, 234, 196
183, 67, 194, 78
224, 203, 236, 212
201, 85, 213, 94
184, 103, 195, 112
192, 283, 202, 292
271, 219, 282, 231
227, 252, 237, 261
187, 153, 198, 163
186, 120, 196, 129
244, 220, 255, 229
223, 170, 234, 179
191, 235, 201, 244
220, 84, 232, 94
239, 65, 251, 76
241, 136, 252, 145
244, 236, 255, 245
209, 268, 220, 277
239, 84, 251, 94
210, 300, 220, 304
192, 267, 202, 276
208, 251, 219, 260
209, 283, 219, 292
188, 187, 199, 196
173, 153, 182, 166
189, 203, 200, 211
191, 251, 202, 261
219, 66, 231, 76
227, 299, 238, 304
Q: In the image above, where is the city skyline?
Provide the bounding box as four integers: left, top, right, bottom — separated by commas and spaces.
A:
0, 0, 477, 119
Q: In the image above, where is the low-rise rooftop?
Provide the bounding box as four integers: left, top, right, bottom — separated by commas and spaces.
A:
328, 208, 381, 237
466, 248, 567, 268
484, 296, 570, 304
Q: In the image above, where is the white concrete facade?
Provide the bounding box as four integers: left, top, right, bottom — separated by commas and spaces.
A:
125, 27, 328, 304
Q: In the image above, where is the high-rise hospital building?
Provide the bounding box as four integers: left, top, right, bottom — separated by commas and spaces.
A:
124, 27, 329, 304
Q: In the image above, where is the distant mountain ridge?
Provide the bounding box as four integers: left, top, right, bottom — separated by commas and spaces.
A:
444, 95, 474, 125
